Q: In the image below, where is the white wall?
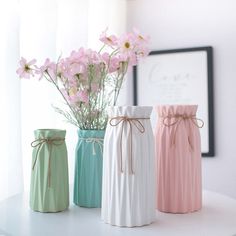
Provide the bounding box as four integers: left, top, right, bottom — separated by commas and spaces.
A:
127, 0, 236, 198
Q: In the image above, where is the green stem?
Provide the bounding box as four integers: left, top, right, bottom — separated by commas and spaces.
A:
113, 74, 125, 106
45, 71, 80, 126
98, 44, 106, 53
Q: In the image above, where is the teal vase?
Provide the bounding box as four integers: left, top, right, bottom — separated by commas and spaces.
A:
30, 129, 69, 212
73, 129, 104, 208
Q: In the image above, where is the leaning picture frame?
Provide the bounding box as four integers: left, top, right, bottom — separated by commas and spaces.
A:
133, 46, 215, 157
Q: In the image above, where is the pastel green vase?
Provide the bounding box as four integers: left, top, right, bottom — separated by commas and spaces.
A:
30, 129, 69, 212
73, 129, 104, 208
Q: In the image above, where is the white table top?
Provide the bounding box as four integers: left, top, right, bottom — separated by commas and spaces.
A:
0, 190, 236, 236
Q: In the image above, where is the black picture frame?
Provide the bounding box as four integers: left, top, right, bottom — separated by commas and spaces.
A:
133, 46, 215, 157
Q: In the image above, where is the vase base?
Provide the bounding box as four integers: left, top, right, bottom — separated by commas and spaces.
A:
157, 206, 202, 214
30, 206, 69, 213
73, 202, 101, 208
102, 218, 156, 228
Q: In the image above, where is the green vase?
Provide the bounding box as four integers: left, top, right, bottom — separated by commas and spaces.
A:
30, 129, 69, 212
73, 129, 105, 208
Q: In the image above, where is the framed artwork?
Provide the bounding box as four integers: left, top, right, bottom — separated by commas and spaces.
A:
133, 47, 214, 157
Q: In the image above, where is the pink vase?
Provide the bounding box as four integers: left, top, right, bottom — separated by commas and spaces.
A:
155, 105, 202, 213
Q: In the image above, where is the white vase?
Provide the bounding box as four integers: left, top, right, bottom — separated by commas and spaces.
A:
101, 106, 156, 227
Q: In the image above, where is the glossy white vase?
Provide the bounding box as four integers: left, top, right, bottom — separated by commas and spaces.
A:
101, 106, 156, 227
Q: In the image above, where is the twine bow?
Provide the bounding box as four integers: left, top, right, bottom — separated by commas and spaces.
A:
80, 137, 104, 155
109, 116, 149, 174
31, 137, 65, 187
161, 115, 204, 150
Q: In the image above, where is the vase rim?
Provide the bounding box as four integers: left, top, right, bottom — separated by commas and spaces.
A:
109, 105, 153, 108
35, 128, 66, 132
157, 104, 198, 107
108, 106, 152, 118
78, 129, 105, 131
77, 129, 105, 138
34, 129, 66, 139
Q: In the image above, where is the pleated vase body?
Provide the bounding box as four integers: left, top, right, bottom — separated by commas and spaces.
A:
30, 129, 69, 212
156, 105, 202, 213
102, 106, 156, 227
74, 129, 104, 208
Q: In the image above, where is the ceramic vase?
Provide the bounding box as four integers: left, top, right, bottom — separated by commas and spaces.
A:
30, 129, 69, 212
74, 129, 104, 208
102, 106, 156, 227
155, 105, 202, 213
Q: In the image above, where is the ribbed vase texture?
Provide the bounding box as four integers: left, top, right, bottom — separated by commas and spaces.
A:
102, 106, 156, 227
74, 129, 104, 208
30, 129, 69, 213
155, 105, 202, 213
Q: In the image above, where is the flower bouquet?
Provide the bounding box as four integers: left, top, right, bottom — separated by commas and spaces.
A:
17, 28, 149, 130
17, 28, 149, 208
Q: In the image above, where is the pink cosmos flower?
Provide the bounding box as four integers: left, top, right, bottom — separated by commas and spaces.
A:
117, 33, 136, 53
67, 88, 89, 105
99, 28, 118, 47
131, 28, 150, 58
116, 51, 137, 68
70, 63, 86, 76
77, 90, 89, 103
136, 45, 150, 58
101, 52, 109, 63
67, 87, 79, 105
16, 57, 36, 79
101, 53, 120, 73
58, 59, 74, 80
36, 58, 56, 80
69, 47, 88, 64
86, 49, 101, 64
68, 77, 77, 87
108, 56, 120, 73
132, 27, 150, 44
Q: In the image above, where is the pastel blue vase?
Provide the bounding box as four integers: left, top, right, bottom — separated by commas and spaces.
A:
73, 129, 105, 208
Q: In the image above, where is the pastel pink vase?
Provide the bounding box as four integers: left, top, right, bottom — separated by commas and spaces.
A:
155, 105, 202, 213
